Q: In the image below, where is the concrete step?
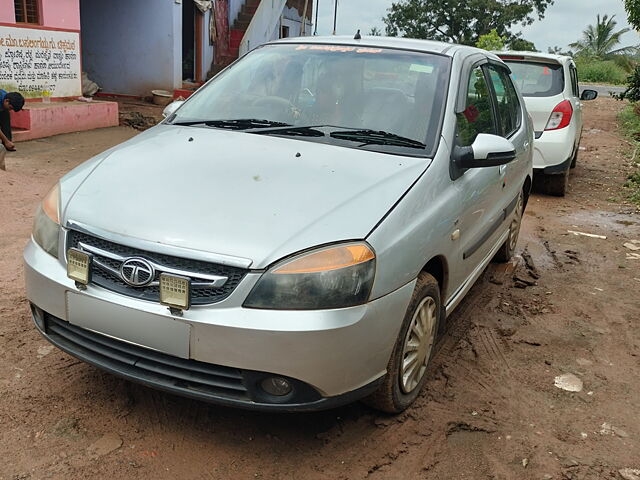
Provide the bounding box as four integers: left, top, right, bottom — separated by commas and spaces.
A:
11, 100, 119, 142
11, 127, 31, 142
230, 28, 244, 46
237, 12, 253, 24
241, 5, 258, 16
233, 20, 250, 30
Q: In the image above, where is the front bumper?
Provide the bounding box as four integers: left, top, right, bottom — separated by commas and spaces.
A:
24, 239, 414, 410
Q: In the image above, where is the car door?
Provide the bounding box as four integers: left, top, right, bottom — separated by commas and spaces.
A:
568, 62, 583, 147
449, 62, 506, 290
485, 62, 529, 209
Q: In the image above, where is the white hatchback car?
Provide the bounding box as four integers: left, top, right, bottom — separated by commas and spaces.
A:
497, 52, 598, 196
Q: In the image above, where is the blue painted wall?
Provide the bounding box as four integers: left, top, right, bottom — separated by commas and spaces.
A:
80, 0, 182, 96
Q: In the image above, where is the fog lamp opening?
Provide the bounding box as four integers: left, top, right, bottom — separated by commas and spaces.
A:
159, 273, 191, 310
260, 377, 293, 397
67, 248, 92, 285
30, 303, 45, 330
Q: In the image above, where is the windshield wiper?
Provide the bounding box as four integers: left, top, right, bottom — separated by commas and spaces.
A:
329, 129, 426, 149
248, 125, 326, 137
171, 119, 291, 130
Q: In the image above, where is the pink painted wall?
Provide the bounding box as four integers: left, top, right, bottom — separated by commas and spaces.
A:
0, 0, 80, 29
41, 0, 81, 30
0, 0, 16, 23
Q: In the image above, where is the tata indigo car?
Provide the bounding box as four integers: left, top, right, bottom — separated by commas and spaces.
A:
498, 52, 598, 196
25, 37, 533, 413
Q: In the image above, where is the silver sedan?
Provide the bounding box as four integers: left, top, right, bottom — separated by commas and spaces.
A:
25, 36, 532, 412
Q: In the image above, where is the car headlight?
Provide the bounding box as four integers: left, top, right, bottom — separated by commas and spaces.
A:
32, 184, 60, 258
244, 243, 376, 310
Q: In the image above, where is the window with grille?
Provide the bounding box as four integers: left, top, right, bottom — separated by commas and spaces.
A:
14, 0, 40, 24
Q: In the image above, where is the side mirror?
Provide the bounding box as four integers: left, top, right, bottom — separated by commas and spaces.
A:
162, 100, 185, 119
580, 89, 598, 101
453, 134, 517, 169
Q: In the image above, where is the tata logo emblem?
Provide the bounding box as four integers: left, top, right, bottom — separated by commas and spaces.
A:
120, 258, 155, 287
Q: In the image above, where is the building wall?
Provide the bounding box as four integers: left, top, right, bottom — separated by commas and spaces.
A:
42, 0, 80, 30
285, 0, 313, 23
229, 0, 244, 26
0, 0, 15, 23
80, 0, 181, 96
281, 4, 312, 38
0, 0, 80, 28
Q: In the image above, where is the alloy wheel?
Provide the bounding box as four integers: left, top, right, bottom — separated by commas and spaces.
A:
400, 296, 437, 394
508, 193, 524, 253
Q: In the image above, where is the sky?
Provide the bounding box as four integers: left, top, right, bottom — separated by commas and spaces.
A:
313, 0, 640, 53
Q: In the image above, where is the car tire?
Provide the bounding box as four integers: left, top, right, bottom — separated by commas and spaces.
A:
546, 168, 569, 196
494, 190, 524, 263
363, 272, 441, 414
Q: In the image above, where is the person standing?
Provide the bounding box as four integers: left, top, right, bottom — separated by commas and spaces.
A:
0, 90, 25, 152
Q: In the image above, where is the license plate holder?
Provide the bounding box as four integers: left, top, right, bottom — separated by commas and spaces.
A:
66, 292, 190, 359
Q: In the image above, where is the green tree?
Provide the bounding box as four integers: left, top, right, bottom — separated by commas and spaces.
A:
625, 0, 640, 30
509, 38, 538, 51
476, 29, 505, 51
383, 0, 554, 46
369, 27, 383, 36
548, 46, 573, 56
569, 14, 637, 59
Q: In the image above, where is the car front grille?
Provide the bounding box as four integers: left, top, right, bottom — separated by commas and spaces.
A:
45, 314, 250, 400
66, 230, 247, 305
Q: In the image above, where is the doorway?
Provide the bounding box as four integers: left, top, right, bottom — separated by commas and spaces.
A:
182, 0, 195, 81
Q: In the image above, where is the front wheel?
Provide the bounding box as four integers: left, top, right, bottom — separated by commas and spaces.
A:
363, 272, 441, 413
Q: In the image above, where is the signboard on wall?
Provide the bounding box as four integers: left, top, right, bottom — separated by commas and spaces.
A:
0, 26, 81, 98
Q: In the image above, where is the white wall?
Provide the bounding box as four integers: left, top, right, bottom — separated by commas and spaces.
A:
281, 5, 312, 37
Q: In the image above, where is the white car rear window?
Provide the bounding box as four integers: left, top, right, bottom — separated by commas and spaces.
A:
505, 61, 564, 97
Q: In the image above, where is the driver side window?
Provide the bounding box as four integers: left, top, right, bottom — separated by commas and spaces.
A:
457, 65, 497, 146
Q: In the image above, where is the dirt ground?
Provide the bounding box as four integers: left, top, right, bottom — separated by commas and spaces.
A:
1, 98, 639, 480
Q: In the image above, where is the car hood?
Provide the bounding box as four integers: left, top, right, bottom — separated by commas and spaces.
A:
63, 125, 430, 269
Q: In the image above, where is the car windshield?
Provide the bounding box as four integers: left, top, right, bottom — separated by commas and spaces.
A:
171, 43, 451, 155
505, 61, 564, 97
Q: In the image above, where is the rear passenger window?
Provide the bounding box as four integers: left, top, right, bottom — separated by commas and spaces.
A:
488, 65, 521, 138
569, 65, 579, 97
457, 66, 496, 146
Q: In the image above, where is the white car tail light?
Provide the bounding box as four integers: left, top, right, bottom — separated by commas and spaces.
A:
545, 100, 573, 131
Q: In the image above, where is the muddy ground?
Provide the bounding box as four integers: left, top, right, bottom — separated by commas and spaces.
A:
1, 97, 639, 480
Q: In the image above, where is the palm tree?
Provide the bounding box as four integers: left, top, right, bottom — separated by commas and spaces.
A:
570, 14, 637, 59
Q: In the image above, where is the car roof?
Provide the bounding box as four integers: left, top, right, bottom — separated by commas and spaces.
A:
494, 51, 573, 65
268, 35, 499, 60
